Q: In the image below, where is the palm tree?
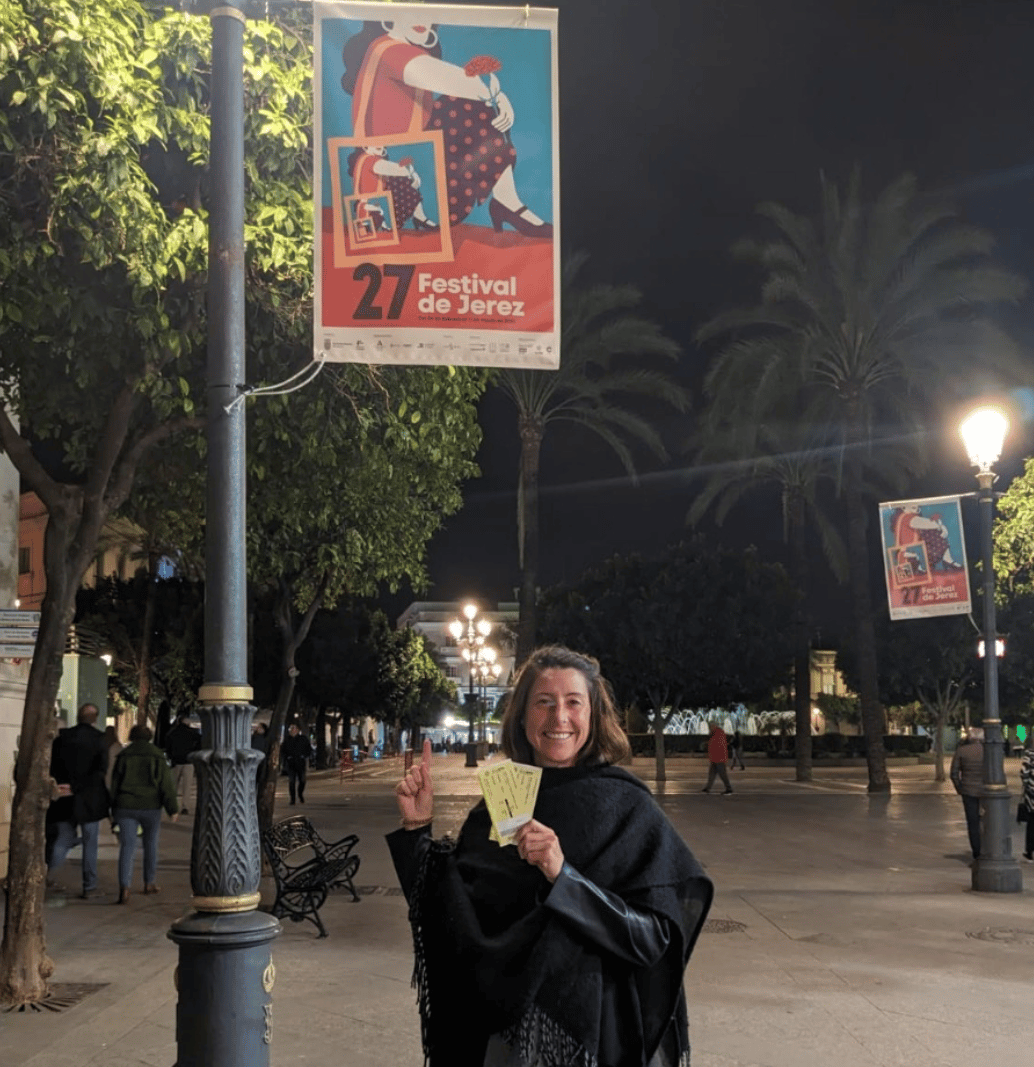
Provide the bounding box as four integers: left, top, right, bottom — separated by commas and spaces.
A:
697, 169, 1027, 793
495, 254, 689, 665
688, 405, 847, 782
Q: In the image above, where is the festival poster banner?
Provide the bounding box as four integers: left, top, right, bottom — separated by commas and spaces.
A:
314, 3, 559, 368
879, 495, 972, 621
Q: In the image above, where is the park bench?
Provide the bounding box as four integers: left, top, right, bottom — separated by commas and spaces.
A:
261, 815, 361, 938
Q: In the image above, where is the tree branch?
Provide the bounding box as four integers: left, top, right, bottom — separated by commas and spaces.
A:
0, 408, 62, 512
105, 415, 205, 515
85, 381, 140, 504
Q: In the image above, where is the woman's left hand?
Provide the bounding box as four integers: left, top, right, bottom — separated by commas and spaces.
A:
514, 818, 564, 882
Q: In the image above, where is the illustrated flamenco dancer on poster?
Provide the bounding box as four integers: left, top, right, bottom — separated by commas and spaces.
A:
347, 145, 437, 232
341, 18, 553, 237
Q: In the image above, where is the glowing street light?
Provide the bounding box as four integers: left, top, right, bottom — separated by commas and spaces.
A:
449, 602, 493, 767
959, 404, 1021, 893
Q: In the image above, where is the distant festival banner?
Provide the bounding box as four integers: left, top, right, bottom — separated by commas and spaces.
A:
879, 495, 972, 620
314, 3, 560, 368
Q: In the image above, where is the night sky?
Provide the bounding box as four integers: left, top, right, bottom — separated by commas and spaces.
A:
405, 0, 1034, 625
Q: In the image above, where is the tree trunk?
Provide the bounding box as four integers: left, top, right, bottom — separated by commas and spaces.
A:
256, 574, 327, 835
516, 415, 544, 668
257, 671, 295, 837
844, 466, 890, 793
933, 701, 947, 783
315, 705, 327, 769
0, 503, 94, 1006
135, 554, 159, 726
788, 492, 813, 781
652, 707, 666, 783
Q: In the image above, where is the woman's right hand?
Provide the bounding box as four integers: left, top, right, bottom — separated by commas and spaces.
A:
491, 90, 514, 132
395, 738, 434, 823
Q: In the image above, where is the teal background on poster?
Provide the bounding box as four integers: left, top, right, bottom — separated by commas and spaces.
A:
320, 17, 554, 227
880, 499, 966, 566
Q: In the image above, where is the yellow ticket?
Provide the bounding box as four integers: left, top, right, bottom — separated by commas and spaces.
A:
479, 760, 541, 845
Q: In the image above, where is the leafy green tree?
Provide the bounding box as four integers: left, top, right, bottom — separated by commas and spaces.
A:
541, 542, 799, 780
837, 614, 977, 781
232, 360, 483, 830
993, 457, 1034, 599
0, 0, 313, 1007
297, 608, 454, 754
495, 254, 689, 665
815, 692, 861, 733
696, 169, 1027, 794
377, 623, 455, 744
988, 458, 1034, 722
74, 574, 205, 727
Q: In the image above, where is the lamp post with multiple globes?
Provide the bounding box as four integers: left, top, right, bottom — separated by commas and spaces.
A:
449, 603, 492, 767
959, 405, 1022, 893
473, 652, 503, 740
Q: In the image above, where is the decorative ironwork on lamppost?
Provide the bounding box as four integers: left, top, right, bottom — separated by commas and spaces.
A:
959, 405, 1022, 893
449, 603, 492, 768
473, 650, 502, 741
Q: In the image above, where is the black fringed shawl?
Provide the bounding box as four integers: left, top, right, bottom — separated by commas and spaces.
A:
403, 763, 713, 1067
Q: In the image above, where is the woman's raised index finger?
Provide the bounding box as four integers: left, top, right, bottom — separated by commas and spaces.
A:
422, 738, 432, 765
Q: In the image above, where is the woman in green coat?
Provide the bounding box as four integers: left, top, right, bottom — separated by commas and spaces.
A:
110, 723, 180, 903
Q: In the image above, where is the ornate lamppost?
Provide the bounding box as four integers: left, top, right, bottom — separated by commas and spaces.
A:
473, 651, 502, 741
166, 6, 280, 1064
959, 405, 1022, 893
449, 603, 492, 767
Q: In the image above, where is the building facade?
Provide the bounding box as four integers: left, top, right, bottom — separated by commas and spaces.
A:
0, 463, 30, 879
397, 600, 518, 719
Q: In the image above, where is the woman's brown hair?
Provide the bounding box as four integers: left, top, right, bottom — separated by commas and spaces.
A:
500, 646, 630, 766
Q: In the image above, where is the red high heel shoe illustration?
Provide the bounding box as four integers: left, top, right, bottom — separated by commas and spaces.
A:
488, 198, 553, 238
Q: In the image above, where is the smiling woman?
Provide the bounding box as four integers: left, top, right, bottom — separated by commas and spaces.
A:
522, 667, 591, 767
387, 646, 713, 1067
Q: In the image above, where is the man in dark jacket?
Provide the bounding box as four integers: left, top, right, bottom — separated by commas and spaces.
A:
951, 727, 985, 860
47, 703, 110, 898
164, 710, 201, 814
281, 722, 312, 805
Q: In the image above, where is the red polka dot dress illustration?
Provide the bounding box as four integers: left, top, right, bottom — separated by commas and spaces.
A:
430, 98, 517, 226
342, 20, 552, 238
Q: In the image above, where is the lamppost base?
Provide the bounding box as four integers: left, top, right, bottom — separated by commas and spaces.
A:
972, 857, 1023, 893
971, 791, 1023, 893
168, 909, 281, 1066
465, 742, 479, 768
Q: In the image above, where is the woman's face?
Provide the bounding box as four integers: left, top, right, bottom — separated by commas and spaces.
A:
523, 667, 592, 768
387, 21, 435, 48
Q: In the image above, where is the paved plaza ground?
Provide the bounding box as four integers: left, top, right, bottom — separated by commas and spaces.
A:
2, 753, 1033, 1066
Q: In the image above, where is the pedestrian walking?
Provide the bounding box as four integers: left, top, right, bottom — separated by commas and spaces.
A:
46, 703, 110, 899
164, 710, 201, 814
950, 727, 984, 860
251, 721, 270, 792
103, 724, 124, 836
1019, 732, 1034, 862
388, 645, 713, 1067
701, 723, 734, 794
110, 723, 180, 903
729, 729, 747, 770
281, 722, 312, 805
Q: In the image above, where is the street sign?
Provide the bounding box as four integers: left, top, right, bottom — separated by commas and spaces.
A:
0, 627, 37, 642
0, 610, 40, 627
0, 644, 33, 658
